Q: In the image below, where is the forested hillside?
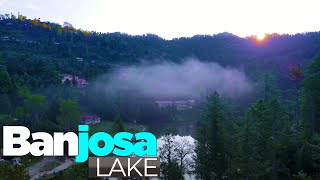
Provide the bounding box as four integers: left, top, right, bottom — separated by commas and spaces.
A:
1, 14, 320, 78
1, 14, 320, 179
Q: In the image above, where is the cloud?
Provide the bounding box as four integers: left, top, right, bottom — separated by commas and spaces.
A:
94, 58, 253, 99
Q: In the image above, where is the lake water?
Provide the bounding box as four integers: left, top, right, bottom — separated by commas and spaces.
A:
156, 135, 196, 180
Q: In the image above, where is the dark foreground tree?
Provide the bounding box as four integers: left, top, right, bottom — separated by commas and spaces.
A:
194, 92, 229, 179
159, 134, 184, 180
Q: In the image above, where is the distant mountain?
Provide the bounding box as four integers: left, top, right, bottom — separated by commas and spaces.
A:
1, 16, 320, 89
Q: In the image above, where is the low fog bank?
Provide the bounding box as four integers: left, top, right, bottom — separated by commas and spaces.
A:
94, 59, 253, 99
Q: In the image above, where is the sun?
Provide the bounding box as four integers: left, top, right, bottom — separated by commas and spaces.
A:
256, 33, 266, 41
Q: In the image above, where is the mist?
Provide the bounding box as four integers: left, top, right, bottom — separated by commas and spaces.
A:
94, 59, 253, 99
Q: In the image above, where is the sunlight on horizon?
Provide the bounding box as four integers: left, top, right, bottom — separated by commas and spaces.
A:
256, 33, 266, 41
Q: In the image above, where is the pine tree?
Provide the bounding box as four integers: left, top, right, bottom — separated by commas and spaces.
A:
58, 99, 80, 132
237, 103, 261, 179
159, 134, 184, 180
0, 68, 12, 94
0, 94, 11, 114
238, 99, 272, 179
194, 126, 211, 179
257, 73, 280, 102
301, 56, 320, 139
194, 92, 228, 179
299, 56, 320, 180
269, 98, 295, 179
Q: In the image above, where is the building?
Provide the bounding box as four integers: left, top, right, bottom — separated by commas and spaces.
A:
80, 115, 101, 125
62, 74, 78, 84
76, 57, 83, 62
174, 100, 195, 110
0, 36, 9, 41
155, 100, 195, 110
77, 79, 88, 88
155, 101, 174, 108
61, 74, 88, 88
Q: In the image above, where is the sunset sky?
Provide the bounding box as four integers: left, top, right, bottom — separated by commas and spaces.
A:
0, 0, 319, 39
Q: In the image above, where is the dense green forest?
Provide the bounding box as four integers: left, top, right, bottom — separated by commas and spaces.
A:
1, 14, 320, 179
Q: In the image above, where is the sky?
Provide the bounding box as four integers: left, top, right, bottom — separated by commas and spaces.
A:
0, 0, 320, 39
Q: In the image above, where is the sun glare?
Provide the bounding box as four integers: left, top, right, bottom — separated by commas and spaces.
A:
256, 33, 266, 41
